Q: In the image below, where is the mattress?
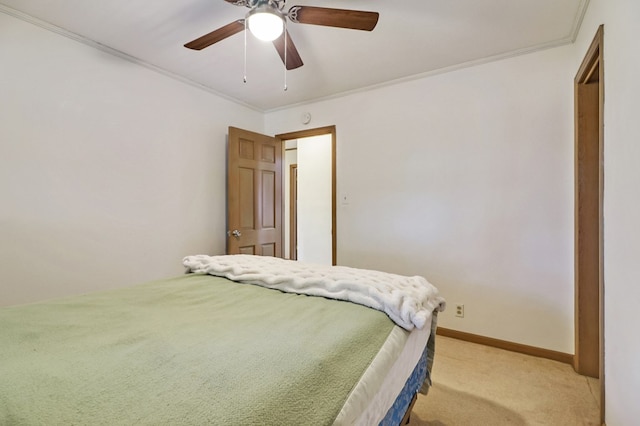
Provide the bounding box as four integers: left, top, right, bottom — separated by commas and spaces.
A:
335, 314, 436, 425
1, 258, 444, 425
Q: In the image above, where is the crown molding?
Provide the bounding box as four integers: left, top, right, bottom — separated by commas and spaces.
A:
0, 4, 263, 113
2, 0, 592, 115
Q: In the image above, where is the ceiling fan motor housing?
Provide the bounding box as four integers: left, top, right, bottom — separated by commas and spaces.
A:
248, 0, 286, 11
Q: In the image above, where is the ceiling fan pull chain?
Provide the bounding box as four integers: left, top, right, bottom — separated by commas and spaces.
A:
243, 19, 248, 83
283, 20, 288, 91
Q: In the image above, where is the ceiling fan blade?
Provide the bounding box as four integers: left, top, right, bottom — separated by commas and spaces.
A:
288, 6, 379, 31
273, 30, 304, 70
184, 20, 245, 50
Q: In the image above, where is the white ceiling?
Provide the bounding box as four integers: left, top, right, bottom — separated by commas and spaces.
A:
0, 0, 588, 112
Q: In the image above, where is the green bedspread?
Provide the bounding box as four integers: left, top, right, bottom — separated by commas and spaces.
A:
0, 274, 396, 425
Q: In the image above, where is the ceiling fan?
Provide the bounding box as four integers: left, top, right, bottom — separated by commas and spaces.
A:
184, 0, 380, 70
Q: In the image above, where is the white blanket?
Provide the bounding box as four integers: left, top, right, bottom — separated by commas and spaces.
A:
183, 255, 445, 330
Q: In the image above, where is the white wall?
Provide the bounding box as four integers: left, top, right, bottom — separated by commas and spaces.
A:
574, 0, 640, 423
267, 1, 640, 420
0, 12, 263, 306
266, 46, 576, 353
4, 3, 639, 422
602, 2, 640, 416
297, 134, 332, 265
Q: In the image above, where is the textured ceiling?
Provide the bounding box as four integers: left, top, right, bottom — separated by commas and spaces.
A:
0, 0, 589, 111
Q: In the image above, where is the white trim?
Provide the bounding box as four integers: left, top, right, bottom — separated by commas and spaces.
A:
0, 4, 262, 113
1, 1, 592, 114
570, 0, 591, 43
265, 37, 575, 113
264, 0, 592, 113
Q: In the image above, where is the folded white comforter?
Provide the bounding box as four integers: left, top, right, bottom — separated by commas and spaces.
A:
183, 255, 445, 330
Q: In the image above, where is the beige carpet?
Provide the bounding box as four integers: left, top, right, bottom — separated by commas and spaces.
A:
408, 336, 600, 425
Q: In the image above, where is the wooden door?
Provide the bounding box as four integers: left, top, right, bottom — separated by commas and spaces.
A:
574, 25, 603, 381
227, 127, 283, 257
289, 164, 298, 260
574, 24, 604, 425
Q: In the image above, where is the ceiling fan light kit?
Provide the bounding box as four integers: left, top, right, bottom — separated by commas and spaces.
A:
246, 2, 284, 41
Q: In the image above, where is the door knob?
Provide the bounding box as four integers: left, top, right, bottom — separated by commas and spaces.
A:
230, 229, 242, 238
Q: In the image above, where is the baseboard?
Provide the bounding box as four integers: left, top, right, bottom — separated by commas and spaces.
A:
436, 327, 574, 365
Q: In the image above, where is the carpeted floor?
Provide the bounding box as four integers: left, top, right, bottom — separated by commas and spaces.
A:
408, 336, 600, 425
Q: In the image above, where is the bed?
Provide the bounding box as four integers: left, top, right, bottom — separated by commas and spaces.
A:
0, 255, 445, 425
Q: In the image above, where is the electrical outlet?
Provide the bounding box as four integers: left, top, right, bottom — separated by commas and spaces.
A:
455, 304, 465, 318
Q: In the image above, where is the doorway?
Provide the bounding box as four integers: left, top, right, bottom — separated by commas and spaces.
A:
574, 24, 604, 422
277, 126, 337, 265
226, 125, 335, 263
